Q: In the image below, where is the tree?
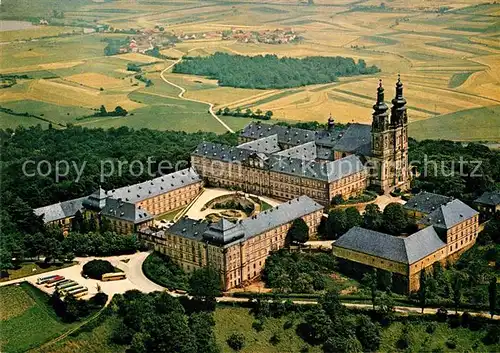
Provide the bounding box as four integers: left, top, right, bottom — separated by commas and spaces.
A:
227, 333, 245, 351
323, 334, 362, 353
255, 109, 263, 117
331, 194, 343, 206
287, 218, 309, 244
356, 315, 381, 352
189, 267, 222, 310
326, 209, 348, 239
190, 312, 219, 353
345, 207, 362, 229
244, 108, 252, 117
377, 269, 392, 292
264, 110, 273, 120
302, 306, 333, 343
363, 204, 383, 230
418, 270, 428, 313
223, 107, 231, 115
489, 277, 497, 319
0, 247, 13, 275
451, 270, 465, 314
382, 203, 408, 235
99, 105, 107, 115
82, 259, 114, 280
362, 269, 378, 310
235, 107, 242, 116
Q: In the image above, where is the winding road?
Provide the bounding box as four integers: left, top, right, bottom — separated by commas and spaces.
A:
160, 51, 234, 133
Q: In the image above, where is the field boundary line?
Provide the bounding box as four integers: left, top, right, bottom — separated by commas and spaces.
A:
160, 52, 234, 133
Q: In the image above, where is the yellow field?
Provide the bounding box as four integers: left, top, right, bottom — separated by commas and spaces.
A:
0, 79, 144, 111
0, 26, 80, 42
0, 0, 498, 139
114, 53, 162, 63
64, 73, 128, 89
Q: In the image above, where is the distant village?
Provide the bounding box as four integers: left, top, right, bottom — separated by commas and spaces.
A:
36, 19, 302, 54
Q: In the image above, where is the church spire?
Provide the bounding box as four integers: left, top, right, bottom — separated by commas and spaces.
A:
373, 79, 388, 115
391, 74, 407, 126
392, 74, 406, 106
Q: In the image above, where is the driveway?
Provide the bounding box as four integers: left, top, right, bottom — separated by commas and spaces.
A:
0, 252, 167, 299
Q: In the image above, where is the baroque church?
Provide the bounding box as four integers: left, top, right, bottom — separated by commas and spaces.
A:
191, 76, 411, 206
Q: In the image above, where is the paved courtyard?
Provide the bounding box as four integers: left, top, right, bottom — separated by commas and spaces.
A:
184, 187, 281, 220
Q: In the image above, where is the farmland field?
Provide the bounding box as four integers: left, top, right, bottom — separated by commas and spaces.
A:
0, 0, 498, 140
0, 283, 79, 353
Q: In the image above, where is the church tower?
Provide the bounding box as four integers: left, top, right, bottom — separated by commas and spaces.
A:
370, 76, 410, 193
389, 75, 409, 189
371, 80, 391, 191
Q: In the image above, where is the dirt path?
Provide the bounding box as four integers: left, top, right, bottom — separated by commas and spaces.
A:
159, 51, 234, 133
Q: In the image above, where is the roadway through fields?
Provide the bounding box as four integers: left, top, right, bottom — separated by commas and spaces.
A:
159, 49, 234, 133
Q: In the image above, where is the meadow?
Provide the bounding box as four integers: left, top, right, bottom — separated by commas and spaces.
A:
0, 283, 79, 353
0, 0, 498, 140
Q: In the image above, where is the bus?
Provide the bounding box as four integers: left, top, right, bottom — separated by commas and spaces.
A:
46, 277, 68, 288
44, 275, 64, 285
72, 289, 89, 298
54, 279, 72, 288
67, 287, 88, 296
101, 272, 126, 281
36, 275, 58, 285
59, 284, 82, 295
57, 281, 77, 290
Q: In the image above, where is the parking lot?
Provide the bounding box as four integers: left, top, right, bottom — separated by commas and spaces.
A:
1, 252, 165, 301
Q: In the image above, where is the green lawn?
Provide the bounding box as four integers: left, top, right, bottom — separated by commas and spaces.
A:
0, 282, 79, 353
409, 105, 500, 142
214, 306, 322, 353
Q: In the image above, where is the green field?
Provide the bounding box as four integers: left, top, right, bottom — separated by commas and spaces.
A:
0, 111, 49, 129
409, 105, 500, 142
0, 283, 78, 353
448, 71, 475, 88
214, 306, 322, 353
32, 315, 124, 353
1, 100, 95, 125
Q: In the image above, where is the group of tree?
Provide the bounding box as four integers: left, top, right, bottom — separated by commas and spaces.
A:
262, 250, 337, 293
173, 52, 380, 89
408, 138, 500, 203
143, 252, 222, 310
127, 63, 142, 72
50, 290, 108, 323
91, 105, 128, 118
413, 246, 499, 317
324, 202, 415, 239
82, 259, 115, 280
111, 290, 219, 353
215, 107, 273, 120
299, 290, 382, 352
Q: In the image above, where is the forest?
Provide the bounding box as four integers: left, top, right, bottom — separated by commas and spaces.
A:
172, 52, 380, 89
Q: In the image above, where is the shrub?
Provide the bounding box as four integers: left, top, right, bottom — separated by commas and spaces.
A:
436, 307, 448, 322
445, 336, 457, 349
483, 324, 500, 345
89, 292, 108, 307
448, 314, 460, 328
227, 333, 245, 351
426, 322, 437, 334
270, 333, 281, 345
461, 311, 471, 328
252, 320, 264, 332
82, 259, 114, 280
